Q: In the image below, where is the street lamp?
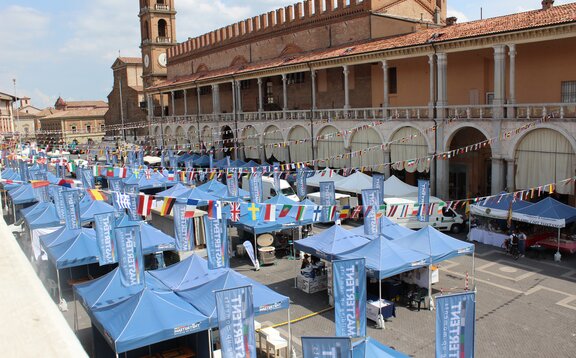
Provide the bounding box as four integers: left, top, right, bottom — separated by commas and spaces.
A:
12, 79, 22, 150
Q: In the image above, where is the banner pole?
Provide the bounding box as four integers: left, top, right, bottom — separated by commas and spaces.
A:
253, 231, 259, 270
56, 269, 62, 305
472, 251, 476, 290
208, 328, 213, 358
378, 278, 384, 329
287, 304, 292, 357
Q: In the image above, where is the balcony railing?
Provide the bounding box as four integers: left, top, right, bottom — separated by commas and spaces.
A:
150, 103, 576, 125
155, 4, 170, 11
156, 37, 172, 44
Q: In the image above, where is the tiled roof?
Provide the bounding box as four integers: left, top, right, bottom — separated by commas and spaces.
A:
36, 108, 56, 117
41, 108, 108, 120
118, 57, 142, 64
151, 3, 576, 90
66, 100, 108, 108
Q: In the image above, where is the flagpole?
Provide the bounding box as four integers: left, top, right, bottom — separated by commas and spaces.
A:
287, 304, 292, 357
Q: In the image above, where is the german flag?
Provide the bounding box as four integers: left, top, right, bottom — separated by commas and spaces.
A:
160, 197, 176, 216
88, 189, 107, 201
30, 180, 50, 188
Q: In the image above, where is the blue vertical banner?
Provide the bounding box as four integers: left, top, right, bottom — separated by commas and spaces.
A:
436, 292, 476, 358
173, 203, 194, 251
227, 169, 239, 197
209, 153, 214, 170
138, 147, 144, 165
115, 225, 144, 287
128, 150, 135, 166
204, 216, 229, 269
51, 186, 66, 221
215, 286, 257, 358
19, 160, 30, 183
82, 168, 95, 189
160, 149, 166, 168
417, 179, 430, 222
301, 337, 352, 358
94, 212, 117, 266
107, 177, 124, 194
372, 174, 385, 204
55, 161, 61, 178
333, 258, 366, 338
123, 184, 141, 221
249, 172, 263, 203
273, 162, 281, 193
62, 190, 81, 230
319, 181, 336, 222
362, 189, 379, 235
296, 168, 307, 200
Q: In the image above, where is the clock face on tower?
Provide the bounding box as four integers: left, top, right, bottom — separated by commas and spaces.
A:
158, 53, 167, 67
144, 54, 150, 68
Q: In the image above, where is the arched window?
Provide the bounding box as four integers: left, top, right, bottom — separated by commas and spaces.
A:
158, 19, 167, 38
157, 0, 165, 4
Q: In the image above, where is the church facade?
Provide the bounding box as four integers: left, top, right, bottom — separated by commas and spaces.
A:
139, 0, 576, 201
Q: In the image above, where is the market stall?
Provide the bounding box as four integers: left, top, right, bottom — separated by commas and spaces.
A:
513, 197, 576, 259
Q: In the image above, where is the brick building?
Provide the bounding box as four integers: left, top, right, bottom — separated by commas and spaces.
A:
141, 0, 576, 201
0, 91, 16, 140
38, 97, 108, 146
104, 57, 148, 144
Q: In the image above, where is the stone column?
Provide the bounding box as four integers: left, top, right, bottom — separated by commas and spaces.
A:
507, 44, 516, 119
196, 87, 202, 115
236, 81, 242, 112
257, 78, 264, 112
493, 45, 506, 119
282, 74, 288, 112
170, 91, 175, 116
428, 54, 436, 119
429, 154, 436, 196
436, 53, 448, 113
311, 69, 317, 110
212, 84, 221, 114
435, 53, 449, 199
343, 65, 350, 109
183, 89, 188, 116
381, 60, 389, 118
506, 159, 515, 192
383, 149, 391, 178
231, 81, 237, 114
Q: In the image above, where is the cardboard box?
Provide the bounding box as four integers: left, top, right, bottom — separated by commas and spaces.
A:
297, 274, 327, 294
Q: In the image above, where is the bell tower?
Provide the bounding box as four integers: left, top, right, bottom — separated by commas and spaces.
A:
139, 0, 177, 90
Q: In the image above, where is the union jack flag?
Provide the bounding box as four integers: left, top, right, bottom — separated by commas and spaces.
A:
230, 202, 241, 222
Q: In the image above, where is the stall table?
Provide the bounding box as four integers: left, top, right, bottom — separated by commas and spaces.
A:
470, 228, 508, 247
366, 298, 396, 322
537, 237, 576, 254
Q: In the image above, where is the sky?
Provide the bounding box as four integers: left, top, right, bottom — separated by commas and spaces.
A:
0, 0, 572, 108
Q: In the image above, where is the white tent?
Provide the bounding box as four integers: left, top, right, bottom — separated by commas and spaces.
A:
306, 167, 345, 187
335, 171, 373, 194
384, 175, 418, 197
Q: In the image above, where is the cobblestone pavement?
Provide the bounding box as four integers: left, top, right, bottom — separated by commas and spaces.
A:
59, 226, 576, 358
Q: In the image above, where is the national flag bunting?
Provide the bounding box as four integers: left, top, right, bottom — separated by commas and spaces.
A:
328, 206, 336, 221
295, 205, 306, 221
230, 202, 241, 222
313, 206, 322, 222
88, 189, 107, 201
264, 204, 275, 222
208, 200, 222, 219
278, 205, 292, 218
30, 180, 50, 188
339, 205, 350, 219
58, 179, 74, 188
114, 192, 131, 210
247, 203, 260, 221
160, 197, 176, 216
351, 205, 362, 219
185, 199, 199, 218
138, 194, 154, 216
